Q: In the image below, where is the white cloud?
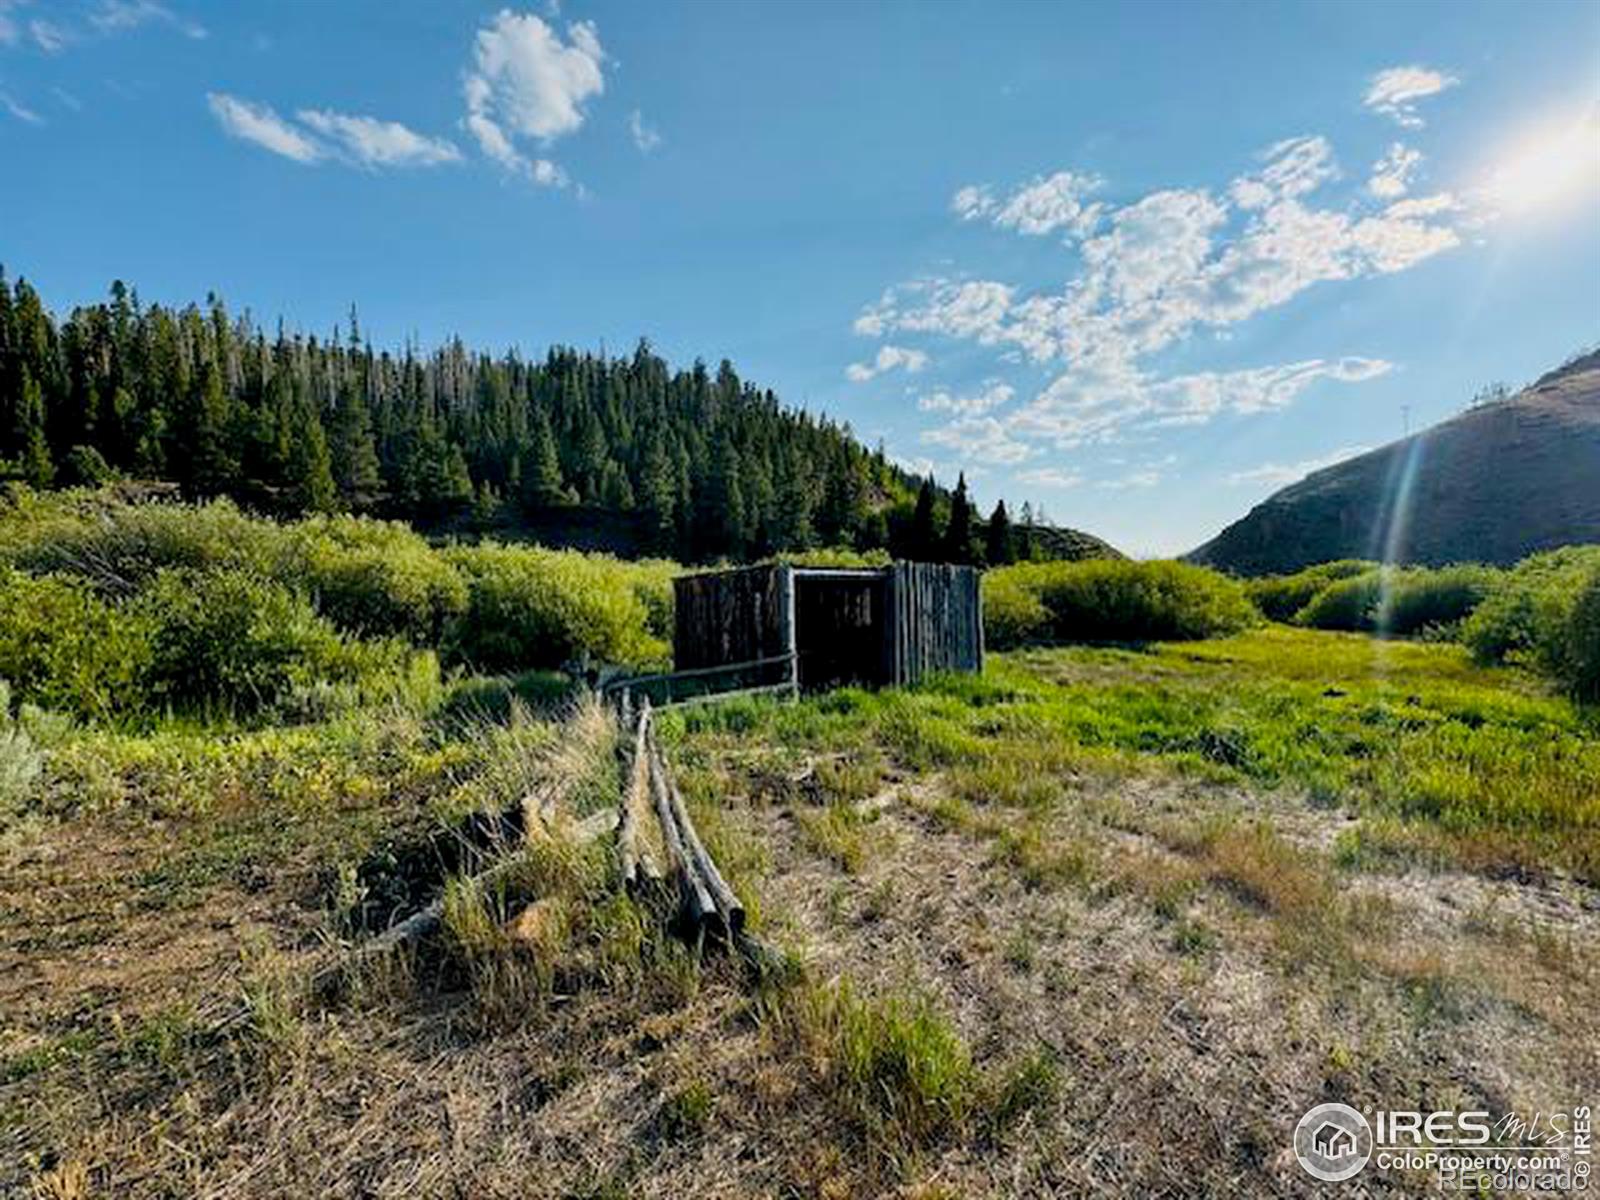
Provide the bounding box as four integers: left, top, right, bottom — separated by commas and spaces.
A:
921, 415, 1036, 465
297, 108, 461, 168
1227, 444, 1370, 486
863, 137, 1462, 386
91, 0, 205, 40
0, 7, 16, 47
1006, 357, 1392, 449
1364, 65, 1458, 129
1016, 466, 1082, 488
464, 11, 604, 186
995, 171, 1102, 236
952, 171, 1103, 237
207, 92, 323, 163
29, 18, 67, 52
1367, 142, 1422, 199
627, 109, 661, 152
1230, 136, 1338, 209
951, 184, 994, 221
1, 89, 42, 125
917, 380, 1014, 415
844, 343, 929, 382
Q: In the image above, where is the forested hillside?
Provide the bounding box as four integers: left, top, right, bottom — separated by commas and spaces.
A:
0, 272, 1102, 564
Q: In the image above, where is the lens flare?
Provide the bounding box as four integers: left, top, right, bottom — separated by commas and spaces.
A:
1481, 107, 1600, 218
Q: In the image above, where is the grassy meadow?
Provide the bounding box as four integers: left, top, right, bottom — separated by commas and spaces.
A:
2, 487, 1598, 1196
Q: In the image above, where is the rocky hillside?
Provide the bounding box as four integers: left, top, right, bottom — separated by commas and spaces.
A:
1188, 352, 1600, 575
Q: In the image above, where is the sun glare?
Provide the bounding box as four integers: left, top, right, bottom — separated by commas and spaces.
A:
1482, 107, 1600, 217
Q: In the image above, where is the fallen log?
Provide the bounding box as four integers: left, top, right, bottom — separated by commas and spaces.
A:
645, 730, 717, 932
617, 696, 659, 889
649, 725, 745, 937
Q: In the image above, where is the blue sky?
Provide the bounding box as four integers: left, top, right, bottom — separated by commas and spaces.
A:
2, 0, 1597, 554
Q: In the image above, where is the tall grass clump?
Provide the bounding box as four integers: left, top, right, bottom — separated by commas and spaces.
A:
800, 978, 975, 1153
1464, 546, 1600, 702
1246, 560, 1374, 623
983, 559, 1256, 649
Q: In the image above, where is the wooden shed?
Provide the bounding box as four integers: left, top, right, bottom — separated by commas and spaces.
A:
672, 562, 983, 694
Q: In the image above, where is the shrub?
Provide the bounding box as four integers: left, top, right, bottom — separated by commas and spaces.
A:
1296, 565, 1499, 636
0, 567, 153, 720
0, 491, 277, 589
1379, 565, 1500, 636
134, 568, 384, 718
1246, 560, 1374, 623
1295, 572, 1385, 632
445, 543, 670, 672
283, 515, 468, 644
0, 679, 44, 823
1464, 547, 1600, 662
982, 566, 1052, 647
983, 559, 1256, 648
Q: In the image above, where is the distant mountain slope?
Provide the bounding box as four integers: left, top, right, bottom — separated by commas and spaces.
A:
1188, 354, 1600, 575
1026, 523, 1124, 562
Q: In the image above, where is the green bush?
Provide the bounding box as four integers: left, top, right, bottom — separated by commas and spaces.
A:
0, 679, 45, 823
0, 491, 277, 587
982, 567, 1052, 647
283, 515, 468, 644
444, 544, 670, 672
134, 568, 412, 719
1246, 560, 1374, 623
0, 567, 153, 720
1379, 565, 1500, 636
1465, 547, 1600, 701
1296, 565, 1499, 636
983, 560, 1256, 648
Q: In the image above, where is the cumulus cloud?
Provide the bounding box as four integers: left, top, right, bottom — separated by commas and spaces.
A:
628, 108, 661, 152
844, 344, 929, 382
1227, 444, 1370, 486
297, 108, 462, 167
1367, 142, 1422, 199
861, 135, 1461, 386
464, 11, 604, 186
1364, 65, 1458, 128
207, 92, 323, 163
917, 380, 1014, 415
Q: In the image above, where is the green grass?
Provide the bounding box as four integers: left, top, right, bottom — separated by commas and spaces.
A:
679, 626, 1600, 881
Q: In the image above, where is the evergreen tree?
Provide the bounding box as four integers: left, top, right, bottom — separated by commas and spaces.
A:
284, 393, 337, 513
985, 499, 1014, 566
329, 373, 381, 507
522, 409, 566, 508
1017, 501, 1036, 561
17, 368, 53, 487
910, 476, 940, 560
943, 473, 974, 564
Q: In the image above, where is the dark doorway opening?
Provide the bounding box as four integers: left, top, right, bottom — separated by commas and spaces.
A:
794, 572, 888, 692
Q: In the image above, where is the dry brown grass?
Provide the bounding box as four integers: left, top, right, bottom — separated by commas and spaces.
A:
5, 689, 1598, 1197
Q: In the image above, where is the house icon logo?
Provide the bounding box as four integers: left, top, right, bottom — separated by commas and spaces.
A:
1294, 1102, 1372, 1181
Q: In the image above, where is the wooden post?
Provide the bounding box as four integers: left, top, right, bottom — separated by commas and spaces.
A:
780, 562, 799, 697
